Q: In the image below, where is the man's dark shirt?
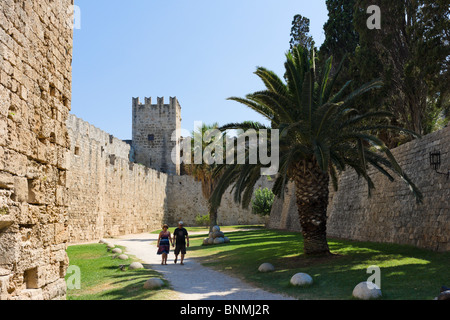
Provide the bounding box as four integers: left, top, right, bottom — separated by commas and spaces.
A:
173, 227, 188, 245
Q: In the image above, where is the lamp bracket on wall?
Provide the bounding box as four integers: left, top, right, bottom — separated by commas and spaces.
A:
429, 151, 450, 180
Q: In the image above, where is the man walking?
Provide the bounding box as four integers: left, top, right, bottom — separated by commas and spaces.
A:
173, 221, 189, 265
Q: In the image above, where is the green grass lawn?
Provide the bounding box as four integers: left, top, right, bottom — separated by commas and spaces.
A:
66, 244, 177, 300
186, 228, 450, 300
66, 228, 449, 300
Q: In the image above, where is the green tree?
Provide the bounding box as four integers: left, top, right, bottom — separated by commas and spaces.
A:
320, 0, 359, 67
252, 188, 275, 217
211, 46, 422, 255
184, 123, 224, 231
289, 14, 315, 52
353, 0, 450, 136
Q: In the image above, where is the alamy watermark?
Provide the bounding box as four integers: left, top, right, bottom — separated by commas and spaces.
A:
367, 5, 381, 30
366, 265, 381, 289
66, 265, 81, 290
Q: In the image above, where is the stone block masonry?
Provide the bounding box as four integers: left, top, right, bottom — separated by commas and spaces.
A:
268, 126, 450, 252
132, 97, 181, 176
66, 115, 168, 242
0, 0, 73, 300
66, 114, 266, 243
167, 175, 270, 227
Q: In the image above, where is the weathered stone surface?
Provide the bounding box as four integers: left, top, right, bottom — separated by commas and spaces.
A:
213, 237, 225, 245
143, 278, 164, 290
117, 254, 129, 260
290, 273, 313, 287
129, 262, 144, 270
258, 263, 275, 273
0, 0, 73, 300
112, 248, 122, 254
352, 282, 382, 300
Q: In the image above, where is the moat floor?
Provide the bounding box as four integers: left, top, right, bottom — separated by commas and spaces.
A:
108, 233, 295, 300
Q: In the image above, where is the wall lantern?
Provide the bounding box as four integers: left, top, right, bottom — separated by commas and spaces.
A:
429, 151, 449, 180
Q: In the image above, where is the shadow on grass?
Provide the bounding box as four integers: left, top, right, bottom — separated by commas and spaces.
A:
187, 229, 450, 300
95, 268, 170, 300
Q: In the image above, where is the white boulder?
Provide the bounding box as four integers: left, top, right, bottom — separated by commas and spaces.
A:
258, 263, 275, 273
129, 262, 144, 270
290, 273, 313, 286
112, 248, 122, 254
143, 278, 164, 290
352, 282, 382, 300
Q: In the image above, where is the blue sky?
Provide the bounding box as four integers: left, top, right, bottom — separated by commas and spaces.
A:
72, 0, 329, 140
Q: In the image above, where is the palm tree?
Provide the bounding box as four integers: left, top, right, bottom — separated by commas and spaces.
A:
210, 46, 422, 255
184, 123, 224, 231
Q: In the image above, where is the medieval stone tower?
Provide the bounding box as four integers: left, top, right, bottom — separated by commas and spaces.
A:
131, 97, 181, 175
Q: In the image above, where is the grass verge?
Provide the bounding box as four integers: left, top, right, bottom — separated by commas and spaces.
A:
66, 244, 177, 300
187, 228, 449, 300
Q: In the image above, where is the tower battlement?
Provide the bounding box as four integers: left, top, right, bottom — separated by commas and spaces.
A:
132, 96, 181, 111
131, 96, 181, 175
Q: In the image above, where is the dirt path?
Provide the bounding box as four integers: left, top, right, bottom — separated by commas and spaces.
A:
107, 233, 295, 300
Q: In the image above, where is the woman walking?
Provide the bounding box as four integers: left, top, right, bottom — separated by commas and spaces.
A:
157, 224, 173, 265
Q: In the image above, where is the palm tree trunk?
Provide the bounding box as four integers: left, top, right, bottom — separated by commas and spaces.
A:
209, 204, 218, 232
292, 161, 331, 255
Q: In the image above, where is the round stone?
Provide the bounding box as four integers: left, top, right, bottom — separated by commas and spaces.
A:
290, 273, 313, 286
212, 231, 224, 239
207, 237, 214, 245
129, 262, 144, 270
258, 263, 275, 273
112, 248, 122, 254
212, 225, 220, 233
143, 278, 164, 290
213, 237, 225, 244
203, 238, 210, 245
352, 282, 382, 300
117, 254, 128, 260
224, 237, 230, 243
106, 243, 115, 249
99, 239, 108, 244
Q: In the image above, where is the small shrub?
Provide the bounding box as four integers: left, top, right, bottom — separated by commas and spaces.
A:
195, 213, 210, 226
252, 188, 275, 216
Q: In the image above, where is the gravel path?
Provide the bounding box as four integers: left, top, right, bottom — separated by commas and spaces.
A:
108, 233, 295, 300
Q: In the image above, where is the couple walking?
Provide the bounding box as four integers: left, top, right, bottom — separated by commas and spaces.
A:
156, 221, 189, 265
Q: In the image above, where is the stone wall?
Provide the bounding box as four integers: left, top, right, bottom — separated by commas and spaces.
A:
66, 114, 267, 243
267, 126, 450, 252
0, 0, 73, 300
67, 115, 168, 242
166, 175, 270, 226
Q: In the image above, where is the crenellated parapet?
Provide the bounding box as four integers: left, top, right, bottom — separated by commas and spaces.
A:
131, 96, 181, 175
